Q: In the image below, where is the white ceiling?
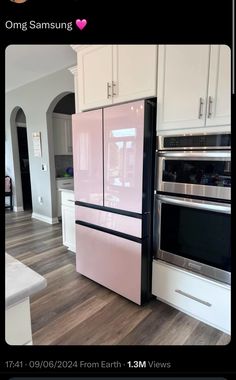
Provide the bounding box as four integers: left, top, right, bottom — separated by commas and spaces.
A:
5, 45, 77, 92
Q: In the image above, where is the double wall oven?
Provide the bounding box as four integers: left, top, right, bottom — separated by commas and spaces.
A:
154, 133, 231, 285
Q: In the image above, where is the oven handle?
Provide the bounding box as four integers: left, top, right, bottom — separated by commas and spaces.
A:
157, 195, 231, 214
158, 151, 231, 159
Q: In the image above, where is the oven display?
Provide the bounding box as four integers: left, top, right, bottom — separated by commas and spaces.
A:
163, 134, 231, 149
163, 160, 231, 187
160, 203, 231, 272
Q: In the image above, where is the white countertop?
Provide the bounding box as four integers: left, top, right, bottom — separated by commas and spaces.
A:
56, 177, 74, 181
59, 187, 74, 193
5, 253, 47, 308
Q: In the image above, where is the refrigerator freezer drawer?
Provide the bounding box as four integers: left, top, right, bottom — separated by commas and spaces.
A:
75, 206, 142, 238
76, 224, 142, 304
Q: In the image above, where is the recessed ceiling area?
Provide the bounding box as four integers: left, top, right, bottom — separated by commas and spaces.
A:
5, 45, 77, 92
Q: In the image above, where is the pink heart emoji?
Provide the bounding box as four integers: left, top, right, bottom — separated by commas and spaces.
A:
76, 19, 87, 30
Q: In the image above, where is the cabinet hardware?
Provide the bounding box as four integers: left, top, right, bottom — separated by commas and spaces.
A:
207, 96, 213, 118
175, 289, 212, 307
158, 194, 231, 214
67, 200, 74, 203
112, 81, 117, 96
62, 182, 71, 185
107, 82, 112, 98
198, 97, 204, 119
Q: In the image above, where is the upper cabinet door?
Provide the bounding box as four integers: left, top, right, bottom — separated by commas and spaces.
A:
78, 45, 113, 111
53, 116, 66, 155
103, 100, 145, 213
65, 117, 73, 154
53, 114, 72, 155
112, 45, 157, 103
72, 110, 103, 206
206, 45, 231, 127
157, 45, 210, 131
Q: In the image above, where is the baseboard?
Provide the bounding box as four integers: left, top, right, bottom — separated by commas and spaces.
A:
13, 206, 24, 212
32, 213, 59, 225
68, 246, 76, 253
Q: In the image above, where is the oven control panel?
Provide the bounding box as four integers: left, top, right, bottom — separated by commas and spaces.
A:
161, 134, 231, 150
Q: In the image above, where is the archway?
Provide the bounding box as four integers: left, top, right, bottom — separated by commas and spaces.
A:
46, 92, 75, 220
8, 106, 32, 211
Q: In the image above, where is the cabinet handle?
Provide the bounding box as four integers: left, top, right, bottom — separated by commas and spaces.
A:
107, 82, 112, 98
207, 96, 213, 118
62, 182, 71, 185
175, 289, 212, 307
198, 97, 204, 119
67, 200, 74, 203
112, 81, 117, 96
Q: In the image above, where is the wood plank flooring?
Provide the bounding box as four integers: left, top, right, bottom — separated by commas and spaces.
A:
5, 210, 231, 345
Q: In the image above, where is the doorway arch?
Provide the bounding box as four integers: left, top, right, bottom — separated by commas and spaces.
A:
46, 92, 75, 219
9, 106, 32, 211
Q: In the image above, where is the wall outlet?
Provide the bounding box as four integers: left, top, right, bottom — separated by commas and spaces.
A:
38, 196, 43, 204
42, 164, 47, 171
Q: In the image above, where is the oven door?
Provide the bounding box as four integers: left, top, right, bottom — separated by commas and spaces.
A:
154, 194, 231, 284
157, 151, 231, 200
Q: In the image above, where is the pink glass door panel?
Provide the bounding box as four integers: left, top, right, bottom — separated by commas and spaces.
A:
76, 205, 142, 238
103, 100, 145, 213
76, 224, 142, 304
72, 111, 103, 206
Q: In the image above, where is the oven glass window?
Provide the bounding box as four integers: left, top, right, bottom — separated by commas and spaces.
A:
161, 204, 231, 271
163, 160, 231, 187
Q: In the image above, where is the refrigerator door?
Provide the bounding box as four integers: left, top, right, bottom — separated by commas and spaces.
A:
72, 110, 103, 206
76, 223, 142, 304
76, 206, 142, 238
103, 100, 145, 213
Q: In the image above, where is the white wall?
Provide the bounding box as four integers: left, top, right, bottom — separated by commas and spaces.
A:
5, 68, 74, 221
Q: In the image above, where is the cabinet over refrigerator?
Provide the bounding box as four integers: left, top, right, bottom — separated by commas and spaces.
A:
72, 99, 156, 304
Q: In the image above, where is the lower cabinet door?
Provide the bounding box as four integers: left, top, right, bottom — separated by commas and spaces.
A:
62, 205, 76, 252
152, 260, 231, 334
76, 224, 142, 304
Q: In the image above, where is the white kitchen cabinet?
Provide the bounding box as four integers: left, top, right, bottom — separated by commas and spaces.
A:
56, 178, 74, 218
112, 45, 157, 104
206, 45, 231, 127
78, 45, 113, 111
6, 298, 33, 345
61, 190, 76, 252
152, 260, 231, 334
157, 45, 210, 131
74, 45, 157, 111
53, 113, 73, 155
157, 45, 231, 133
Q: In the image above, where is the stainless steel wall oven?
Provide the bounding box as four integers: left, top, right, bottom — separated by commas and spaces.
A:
154, 133, 231, 284
156, 133, 231, 201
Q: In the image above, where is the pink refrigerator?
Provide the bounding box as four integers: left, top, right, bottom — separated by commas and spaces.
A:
72, 99, 156, 305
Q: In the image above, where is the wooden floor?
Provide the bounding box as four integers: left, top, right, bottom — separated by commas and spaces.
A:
5, 210, 230, 345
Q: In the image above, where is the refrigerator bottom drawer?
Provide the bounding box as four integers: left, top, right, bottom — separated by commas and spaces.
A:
76, 224, 142, 304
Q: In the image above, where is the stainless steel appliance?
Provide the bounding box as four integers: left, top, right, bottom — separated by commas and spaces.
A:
153, 194, 231, 284
154, 132, 231, 284
156, 133, 231, 201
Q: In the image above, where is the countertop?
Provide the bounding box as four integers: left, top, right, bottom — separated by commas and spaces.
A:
5, 253, 47, 308
59, 187, 74, 193
56, 177, 74, 180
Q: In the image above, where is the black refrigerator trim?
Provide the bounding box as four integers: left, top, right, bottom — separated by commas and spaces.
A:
75, 201, 142, 219
76, 220, 142, 244
102, 108, 105, 208
140, 98, 157, 304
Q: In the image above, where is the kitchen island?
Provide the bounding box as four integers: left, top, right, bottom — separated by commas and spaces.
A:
5, 253, 47, 345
